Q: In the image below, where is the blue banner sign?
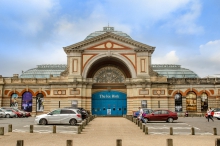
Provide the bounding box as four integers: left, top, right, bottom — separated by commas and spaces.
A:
92, 91, 126, 100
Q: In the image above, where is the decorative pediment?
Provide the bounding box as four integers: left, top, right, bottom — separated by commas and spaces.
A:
63, 32, 155, 53
86, 41, 131, 50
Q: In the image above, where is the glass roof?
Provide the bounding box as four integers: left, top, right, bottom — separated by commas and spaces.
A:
20, 64, 199, 79
152, 64, 199, 78
20, 64, 67, 78
84, 26, 132, 40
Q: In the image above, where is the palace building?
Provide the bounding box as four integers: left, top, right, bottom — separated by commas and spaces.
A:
0, 26, 219, 116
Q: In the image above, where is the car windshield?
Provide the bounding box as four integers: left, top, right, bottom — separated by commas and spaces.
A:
214, 108, 220, 112
48, 109, 61, 115
143, 109, 153, 114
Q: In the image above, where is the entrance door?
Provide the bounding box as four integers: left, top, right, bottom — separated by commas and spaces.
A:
92, 91, 127, 116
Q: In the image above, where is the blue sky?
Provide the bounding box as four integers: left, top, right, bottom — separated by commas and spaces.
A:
0, 0, 220, 78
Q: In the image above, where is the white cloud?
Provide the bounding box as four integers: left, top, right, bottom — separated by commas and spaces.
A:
152, 50, 179, 64
199, 40, 220, 62
1, 0, 57, 36
173, 0, 203, 34
178, 40, 220, 77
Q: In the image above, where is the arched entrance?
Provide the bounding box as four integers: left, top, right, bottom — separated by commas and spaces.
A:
92, 90, 127, 116
87, 57, 131, 116
22, 92, 33, 112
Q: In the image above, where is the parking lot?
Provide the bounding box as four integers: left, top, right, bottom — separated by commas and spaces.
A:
0, 116, 219, 146
0, 116, 219, 135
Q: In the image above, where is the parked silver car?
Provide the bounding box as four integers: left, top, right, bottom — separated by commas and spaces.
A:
0, 109, 16, 118
35, 108, 82, 126
0, 109, 6, 118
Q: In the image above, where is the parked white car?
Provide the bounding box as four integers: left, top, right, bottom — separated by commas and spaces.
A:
213, 108, 220, 120
0, 109, 16, 118
0, 109, 6, 118
35, 108, 82, 126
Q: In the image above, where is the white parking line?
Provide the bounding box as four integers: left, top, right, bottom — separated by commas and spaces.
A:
147, 127, 200, 130
149, 132, 213, 135
13, 129, 26, 133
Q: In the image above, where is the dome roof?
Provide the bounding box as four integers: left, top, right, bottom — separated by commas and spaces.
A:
20, 64, 67, 78
84, 26, 132, 40
152, 64, 199, 78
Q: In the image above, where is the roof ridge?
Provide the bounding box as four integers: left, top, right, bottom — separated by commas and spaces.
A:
63, 32, 155, 51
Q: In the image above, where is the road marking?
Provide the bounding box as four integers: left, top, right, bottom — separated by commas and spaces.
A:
59, 131, 77, 134
149, 132, 213, 135
148, 127, 200, 130
13, 129, 26, 133
34, 130, 51, 133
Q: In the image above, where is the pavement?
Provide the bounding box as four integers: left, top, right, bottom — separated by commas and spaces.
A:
0, 117, 219, 146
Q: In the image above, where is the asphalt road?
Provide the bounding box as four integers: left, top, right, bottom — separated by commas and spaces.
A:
0, 116, 219, 135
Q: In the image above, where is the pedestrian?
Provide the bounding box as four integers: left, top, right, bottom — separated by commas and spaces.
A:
185, 111, 188, 117
138, 107, 144, 120
207, 107, 214, 122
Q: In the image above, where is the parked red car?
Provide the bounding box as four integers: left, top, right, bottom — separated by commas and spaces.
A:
5, 109, 23, 118
144, 110, 178, 123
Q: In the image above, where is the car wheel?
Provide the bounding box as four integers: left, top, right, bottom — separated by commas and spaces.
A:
39, 119, 47, 125
145, 118, 148, 123
217, 118, 220, 120
167, 118, 174, 123
70, 119, 77, 126
5, 114, 10, 118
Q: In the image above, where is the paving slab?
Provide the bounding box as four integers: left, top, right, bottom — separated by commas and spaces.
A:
0, 117, 219, 146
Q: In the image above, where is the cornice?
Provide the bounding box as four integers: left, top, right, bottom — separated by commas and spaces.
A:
63, 32, 155, 53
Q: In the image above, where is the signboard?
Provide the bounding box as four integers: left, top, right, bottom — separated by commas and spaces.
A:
107, 109, 111, 115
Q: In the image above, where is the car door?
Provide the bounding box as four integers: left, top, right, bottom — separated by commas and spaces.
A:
60, 109, 72, 124
150, 110, 162, 121
161, 110, 169, 121
47, 109, 61, 124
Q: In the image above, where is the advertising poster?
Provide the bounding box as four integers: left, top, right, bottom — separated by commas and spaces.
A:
10, 93, 18, 108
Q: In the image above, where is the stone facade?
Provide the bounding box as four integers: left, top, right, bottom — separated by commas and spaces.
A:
0, 30, 219, 116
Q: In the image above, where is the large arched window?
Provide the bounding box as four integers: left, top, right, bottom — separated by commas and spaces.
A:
186, 91, 197, 112
11, 93, 18, 108
36, 93, 44, 112
22, 92, 32, 112
201, 93, 208, 112
175, 93, 182, 112
93, 66, 125, 83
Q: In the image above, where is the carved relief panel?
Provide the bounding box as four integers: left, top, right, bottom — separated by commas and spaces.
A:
93, 66, 125, 83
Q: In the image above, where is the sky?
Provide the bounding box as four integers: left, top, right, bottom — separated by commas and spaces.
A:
0, 0, 220, 78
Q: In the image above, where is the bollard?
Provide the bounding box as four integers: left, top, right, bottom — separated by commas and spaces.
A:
145, 126, 148, 135
66, 140, 72, 146
17, 140, 24, 146
8, 124, 12, 132
80, 124, 83, 132
82, 121, 85, 129
191, 127, 195, 135
30, 125, 33, 133
216, 138, 220, 146
166, 139, 173, 146
53, 125, 56, 133
170, 127, 173, 135
77, 126, 81, 134
140, 121, 142, 129
116, 139, 122, 146
0, 127, 4, 135
143, 124, 146, 132
214, 128, 217, 135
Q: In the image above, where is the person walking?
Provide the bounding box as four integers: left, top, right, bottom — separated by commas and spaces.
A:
207, 108, 214, 122
138, 107, 143, 120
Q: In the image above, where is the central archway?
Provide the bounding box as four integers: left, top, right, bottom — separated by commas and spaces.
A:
92, 90, 127, 116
